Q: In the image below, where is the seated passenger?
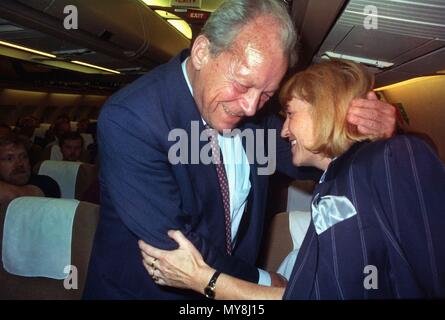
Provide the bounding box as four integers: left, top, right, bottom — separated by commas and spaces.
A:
44, 115, 71, 148
60, 131, 83, 162
76, 118, 90, 134
14, 116, 38, 143
14, 116, 43, 167
138, 60, 445, 299
0, 134, 61, 206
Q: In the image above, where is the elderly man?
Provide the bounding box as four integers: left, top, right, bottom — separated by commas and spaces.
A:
0, 134, 60, 207
84, 0, 395, 299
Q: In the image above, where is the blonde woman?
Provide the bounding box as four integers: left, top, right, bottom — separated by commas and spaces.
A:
139, 60, 445, 299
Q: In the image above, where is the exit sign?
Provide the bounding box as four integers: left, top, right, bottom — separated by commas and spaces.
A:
186, 9, 210, 20
171, 0, 202, 8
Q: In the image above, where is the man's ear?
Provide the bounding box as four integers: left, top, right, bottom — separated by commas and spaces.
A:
190, 35, 211, 71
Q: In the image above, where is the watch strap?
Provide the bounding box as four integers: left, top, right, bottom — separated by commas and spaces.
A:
204, 271, 221, 299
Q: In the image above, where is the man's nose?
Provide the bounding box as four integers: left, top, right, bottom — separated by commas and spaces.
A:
281, 117, 290, 138
14, 162, 25, 173
15, 157, 25, 167
240, 91, 261, 117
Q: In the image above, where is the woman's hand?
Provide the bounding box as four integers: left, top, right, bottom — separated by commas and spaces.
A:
138, 230, 214, 292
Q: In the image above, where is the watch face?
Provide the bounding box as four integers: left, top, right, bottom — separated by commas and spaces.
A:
204, 287, 215, 299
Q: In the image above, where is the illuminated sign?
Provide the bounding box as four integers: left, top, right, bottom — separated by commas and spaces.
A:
186, 9, 210, 21
171, 0, 202, 9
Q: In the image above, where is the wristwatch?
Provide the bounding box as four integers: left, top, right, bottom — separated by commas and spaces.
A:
204, 271, 221, 299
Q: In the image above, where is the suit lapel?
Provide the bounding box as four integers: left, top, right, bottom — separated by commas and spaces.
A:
162, 50, 228, 248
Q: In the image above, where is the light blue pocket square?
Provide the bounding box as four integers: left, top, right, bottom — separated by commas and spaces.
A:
311, 194, 357, 235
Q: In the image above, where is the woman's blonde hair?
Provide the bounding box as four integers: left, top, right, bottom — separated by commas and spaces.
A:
279, 59, 376, 158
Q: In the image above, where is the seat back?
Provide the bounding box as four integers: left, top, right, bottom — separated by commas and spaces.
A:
0, 199, 99, 299
80, 133, 94, 150
40, 145, 91, 163
34, 161, 98, 200
40, 144, 62, 161
260, 212, 293, 272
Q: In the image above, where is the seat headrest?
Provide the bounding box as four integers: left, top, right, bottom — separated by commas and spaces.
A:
38, 160, 81, 198
2, 197, 79, 279
0, 198, 100, 299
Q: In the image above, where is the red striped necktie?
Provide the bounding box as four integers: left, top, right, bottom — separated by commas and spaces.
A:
206, 126, 232, 255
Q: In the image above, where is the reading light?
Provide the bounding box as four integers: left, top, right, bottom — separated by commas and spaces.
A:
154, 10, 180, 19
0, 40, 56, 58
167, 19, 192, 39
323, 51, 394, 69
141, 0, 169, 7
71, 60, 121, 74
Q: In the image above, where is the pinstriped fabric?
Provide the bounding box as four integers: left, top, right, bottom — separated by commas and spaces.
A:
372, 206, 413, 296
379, 147, 416, 261
384, 144, 400, 239
403, 136, 440, 294
383, 143, 403, 298
285, 231, 316, 298
331, 226, 345, 299
314, 274, 321, 299
207, 127, 232, 255
283, 138, 445, 300
348, 160, 368, 299
392, 271, 401, 298
331, 179, 345, 299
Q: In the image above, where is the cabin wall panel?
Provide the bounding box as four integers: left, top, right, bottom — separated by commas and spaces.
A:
382, 76, 445, 162
0, 88, 107, 125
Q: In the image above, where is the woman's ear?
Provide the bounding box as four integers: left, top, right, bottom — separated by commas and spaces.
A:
190, 35, 211, 71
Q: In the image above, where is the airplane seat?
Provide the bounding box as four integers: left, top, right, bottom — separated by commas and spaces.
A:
70, 121, 78, 131
0, 197, 100, 299
27, 143, 43, 168
261, 212, 293, 273
33, 160, 98, 200
40, 144, 63, 161
41, 144, 91, 163
80, 133, 94, 150
33, 124, 50, 140
260, 211, 311, 274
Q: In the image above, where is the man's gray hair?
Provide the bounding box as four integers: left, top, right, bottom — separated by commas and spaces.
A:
200, 0, 298, 67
